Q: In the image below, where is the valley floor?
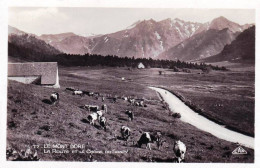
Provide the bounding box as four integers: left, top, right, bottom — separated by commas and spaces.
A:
7, 66, 254, 162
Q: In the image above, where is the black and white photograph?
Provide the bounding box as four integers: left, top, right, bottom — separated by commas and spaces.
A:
1, 0, 259, 167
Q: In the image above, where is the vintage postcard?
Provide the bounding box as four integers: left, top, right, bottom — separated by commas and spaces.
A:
1, 0, 259, 168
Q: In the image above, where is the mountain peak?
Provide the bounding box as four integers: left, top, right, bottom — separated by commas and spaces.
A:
213, 16, 229, 21
141, 19, 156, 24
209, 16, 242, 33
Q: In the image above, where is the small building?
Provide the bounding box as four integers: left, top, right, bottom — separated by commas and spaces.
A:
137, 62, 145, 69
8, 62, 60, 88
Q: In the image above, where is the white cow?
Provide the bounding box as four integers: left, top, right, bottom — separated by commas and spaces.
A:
139, 101, 144, 107
129, 98, 135, 105
73, 90, 84, 96
96, 110, 103, 120
87, 113, 98, 125
122, 97, 128, 101
173, 140, 186, 163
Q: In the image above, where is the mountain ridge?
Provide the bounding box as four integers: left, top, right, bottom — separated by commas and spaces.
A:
8, 16, 254, 61
201, 26, 255, 64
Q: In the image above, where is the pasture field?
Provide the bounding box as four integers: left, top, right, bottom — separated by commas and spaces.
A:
7, 66, 254, 162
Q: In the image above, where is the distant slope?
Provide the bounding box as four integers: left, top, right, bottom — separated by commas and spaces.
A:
8, 34, 61, 62
38, 33, 92, 55
8, 25, 26, 35
158, 28, 238, 61
202, 26, 255, 64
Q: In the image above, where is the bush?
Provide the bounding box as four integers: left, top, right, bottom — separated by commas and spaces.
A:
172, 113, 181, 118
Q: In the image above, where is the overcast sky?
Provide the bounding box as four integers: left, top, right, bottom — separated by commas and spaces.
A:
9, 7, 255, 36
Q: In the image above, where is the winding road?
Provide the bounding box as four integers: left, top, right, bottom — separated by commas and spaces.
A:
150, 87, 254, 149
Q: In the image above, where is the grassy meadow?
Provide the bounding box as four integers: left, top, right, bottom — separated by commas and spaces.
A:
7, 66, 254, 162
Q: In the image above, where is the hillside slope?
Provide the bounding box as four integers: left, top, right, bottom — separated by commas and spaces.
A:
7, 67, 254, 162
202, 26, 255, 64
8, 34, 61, 62
158, 28, 237, 61
39, 33, 92, 55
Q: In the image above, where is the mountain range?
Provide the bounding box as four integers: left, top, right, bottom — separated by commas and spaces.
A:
8, 16, 254, 63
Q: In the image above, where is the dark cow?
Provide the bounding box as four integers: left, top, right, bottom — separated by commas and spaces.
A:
50, 92, 59, 105
112, 97, 117, 103
126, 110, 134, 121
84, 105, 99, 112
65, 87, 76, 91
99, 116, 107, 131
137, 132, 162, 150
101, 104, 107, 113
121, 126, 131, 141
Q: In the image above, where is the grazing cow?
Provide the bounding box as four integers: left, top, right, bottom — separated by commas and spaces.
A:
96, 110, 103, 119
122, 97, 128, 101
65, 87, 76, 91
129, 98, 135, 105
134, 102, 140, 106
112, 97, 117, 103
82, 91, 89, 95
121, 126, 131, 141
87, 113, 98, 125
137, 132, 162, 150
126, 110, 134, 121
88, 92, 94, 96
139, 101, 144, 107
73, 90, 84, 96
93, 92, 99, 96
50, 92, 59, 105
101, 104, 107, 113
84, 105, 99, 112
173, 140, 186, 163
99, 116, 107, 131
102, 97, 105, 102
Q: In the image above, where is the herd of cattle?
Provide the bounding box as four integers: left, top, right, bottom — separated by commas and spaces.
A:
49, 87, 187, 163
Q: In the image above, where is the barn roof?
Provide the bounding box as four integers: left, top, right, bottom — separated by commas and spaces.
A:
8, 62, 58, 85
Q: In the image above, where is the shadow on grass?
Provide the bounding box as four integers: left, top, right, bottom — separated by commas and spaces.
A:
80, 119, 101, 129
93, 124, 102, 130
81, 118, 89, 123
42, 99, 52, 105
79, 106, 86, 110
116, 136, 125, 141
118, 117, 128, 121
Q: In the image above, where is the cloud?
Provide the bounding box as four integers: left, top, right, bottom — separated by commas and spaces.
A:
9, 7, 69, 35
8, 7, 255, 36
